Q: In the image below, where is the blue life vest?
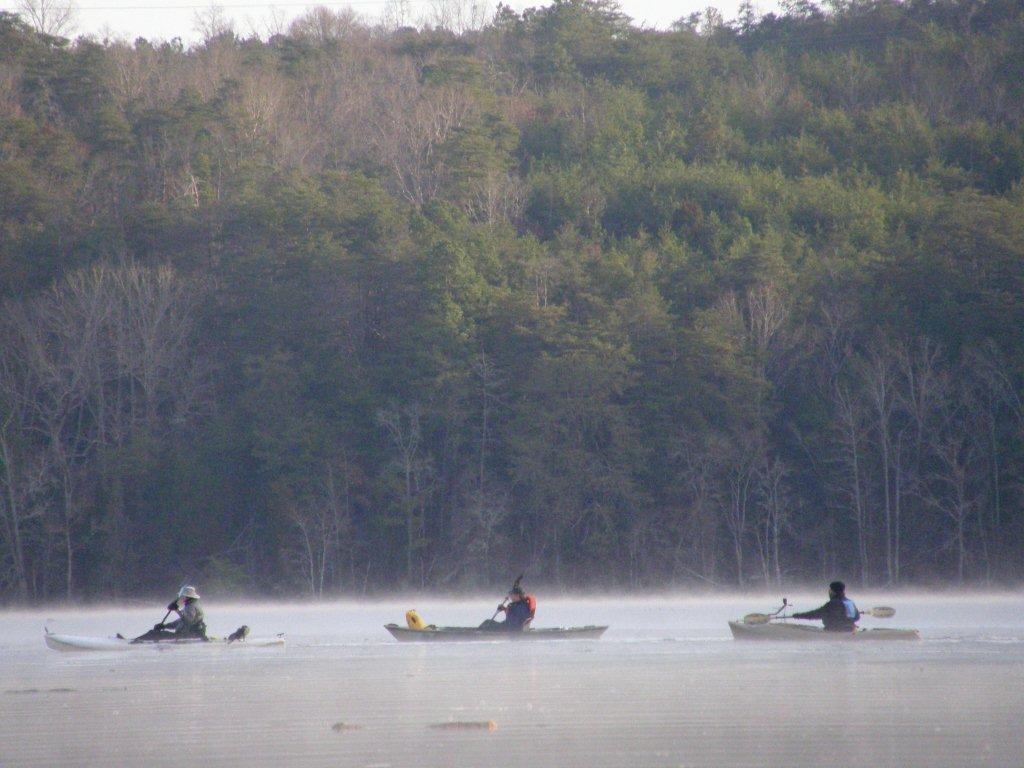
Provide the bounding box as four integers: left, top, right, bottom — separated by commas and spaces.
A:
842, 598, 859, 620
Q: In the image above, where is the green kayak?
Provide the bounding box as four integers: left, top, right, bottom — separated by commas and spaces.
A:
729, 620, 920, 641
385, 624, 608, 642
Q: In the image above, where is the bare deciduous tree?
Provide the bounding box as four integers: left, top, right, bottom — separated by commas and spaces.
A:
862, 341, 899, 585
893, 336, 943, 583
976, 344, 1021, 577
427, 0, 494, 34
380, 0, 414, 32
669, 434, 721, 584
830, 380, 871, 585
470, 350, 504, 492
193, 4, 235, 42
287, 457, 354, 597
0, 338, 50, 601
369, 60, 479, 206
923, 414, 982, 585
289, 6, 364, 42
449, 486, 510, 583
0, 263, 205, 597
755, 456, 788, 588
17, 0, 77, 37
378, 403, 434, 586
724, 442, 759, 587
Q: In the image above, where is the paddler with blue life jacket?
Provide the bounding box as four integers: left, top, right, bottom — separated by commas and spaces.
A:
790, 581, 861, 632
131, 585, 208, 643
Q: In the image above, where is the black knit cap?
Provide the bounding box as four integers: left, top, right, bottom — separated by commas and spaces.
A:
829, 580, 846, 595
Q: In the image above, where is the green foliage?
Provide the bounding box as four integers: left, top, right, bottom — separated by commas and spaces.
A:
523, 0, 637, 85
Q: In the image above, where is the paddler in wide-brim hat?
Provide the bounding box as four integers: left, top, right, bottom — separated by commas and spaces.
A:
131, 585, 208, 643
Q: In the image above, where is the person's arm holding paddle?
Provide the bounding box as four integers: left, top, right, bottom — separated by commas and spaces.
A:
153, 597, 182, 631
791, 604, 828, 621
792, 581, 860, 632
131, 594, 183, 643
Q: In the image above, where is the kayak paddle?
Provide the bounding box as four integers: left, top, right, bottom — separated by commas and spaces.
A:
742, 606, 896, 625
742, 597, 791, 625
865, 606, 895, 618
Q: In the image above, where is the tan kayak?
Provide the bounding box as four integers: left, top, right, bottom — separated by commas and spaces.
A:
729, 620, 920, 641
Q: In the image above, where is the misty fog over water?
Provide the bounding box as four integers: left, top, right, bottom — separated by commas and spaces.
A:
2, 595, 1022, 767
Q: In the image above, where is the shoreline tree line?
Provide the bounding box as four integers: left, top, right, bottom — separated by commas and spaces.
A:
1, 0, 1022, 602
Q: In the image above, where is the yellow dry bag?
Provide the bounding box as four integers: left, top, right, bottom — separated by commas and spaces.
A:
405, 609, 430, 630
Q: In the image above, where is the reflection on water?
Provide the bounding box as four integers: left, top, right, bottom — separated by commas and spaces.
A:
2, 596, 1023, 767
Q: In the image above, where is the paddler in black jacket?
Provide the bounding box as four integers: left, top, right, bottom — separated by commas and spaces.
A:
496, 584, 537, 631
131, 585, 208, 643
478, 577, 537, 631
791, 581, 861, 632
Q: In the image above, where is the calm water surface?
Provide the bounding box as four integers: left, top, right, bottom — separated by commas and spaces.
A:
1, 595, 1022, 767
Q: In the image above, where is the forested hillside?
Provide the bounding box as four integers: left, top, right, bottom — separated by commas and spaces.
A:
1, 0, 1023, 601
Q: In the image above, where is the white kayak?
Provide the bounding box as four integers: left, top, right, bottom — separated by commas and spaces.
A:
44, 629, 285, 652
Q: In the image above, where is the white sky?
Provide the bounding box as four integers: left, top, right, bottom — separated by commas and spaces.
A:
0, 0, 746, 45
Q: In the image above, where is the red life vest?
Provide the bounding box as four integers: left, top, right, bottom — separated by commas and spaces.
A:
525, 594, 537, 618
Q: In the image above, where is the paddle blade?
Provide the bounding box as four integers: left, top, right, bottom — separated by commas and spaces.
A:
867, 606, 895, 618
742, 613, 772, 625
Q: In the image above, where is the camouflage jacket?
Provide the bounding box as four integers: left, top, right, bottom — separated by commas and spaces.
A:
167, 600, 207, 638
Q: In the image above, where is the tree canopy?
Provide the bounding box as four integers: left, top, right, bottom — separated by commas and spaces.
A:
1, 0, 1023, 601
